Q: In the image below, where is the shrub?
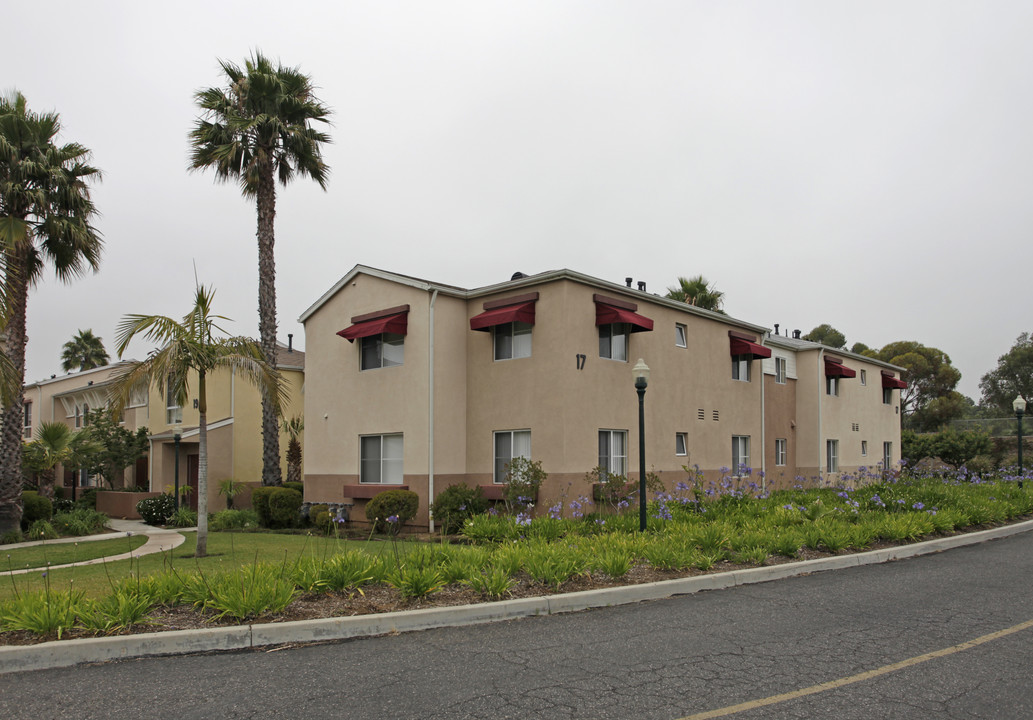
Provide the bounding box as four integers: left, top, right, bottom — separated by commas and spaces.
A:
502, 457, 546, 512
168, 507, 198, 528
430, 483, 487, 534
283, 481, 304, 495
217, 479, 245, 510
209, 509, 260, 531
52, 498, 75, 514
1, 530, 24, 544
27, 520, 59, 540
250, 486, 275, 527
366, 489, 419, 534
75, 487, 98, 510
21, 491, 53, 529
267, 487, 303, 529
136, 494, 176, 526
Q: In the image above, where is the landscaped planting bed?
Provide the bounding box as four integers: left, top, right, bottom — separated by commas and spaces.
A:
2, 468, 1031, 646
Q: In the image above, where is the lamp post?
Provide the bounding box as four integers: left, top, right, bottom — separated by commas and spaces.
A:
1015, 396, 1026, 488
173, 422, 183, 510
633, 359, 650, 532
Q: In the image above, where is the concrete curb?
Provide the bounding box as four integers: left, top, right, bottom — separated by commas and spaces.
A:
3, 518, 1032, 674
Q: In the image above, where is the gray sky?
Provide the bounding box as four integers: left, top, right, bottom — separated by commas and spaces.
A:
5, 1, 1032, 401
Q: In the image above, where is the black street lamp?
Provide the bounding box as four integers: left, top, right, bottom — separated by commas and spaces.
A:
1015, 396, 1026, 488
173, 422, 183, 510
633, 358, 650, 532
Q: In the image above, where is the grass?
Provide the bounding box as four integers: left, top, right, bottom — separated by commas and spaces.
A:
0, 530, 414, 602
2, 536, 149, 572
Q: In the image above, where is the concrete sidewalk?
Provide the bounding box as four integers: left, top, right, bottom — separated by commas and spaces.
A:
2, 519, 189, 576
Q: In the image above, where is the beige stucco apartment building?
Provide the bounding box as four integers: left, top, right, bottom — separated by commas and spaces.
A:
23, 342, 305, 509
300, 266, 905, 531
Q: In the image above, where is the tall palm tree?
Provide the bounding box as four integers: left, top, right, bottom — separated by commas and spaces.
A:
665, 275, 726, 314
110, 284, 286, 557
0, 92, 102, 534
23, 421, 101, 499
281, 415, 304, 485
60, 328, 110, 371
189, 52, 331, 487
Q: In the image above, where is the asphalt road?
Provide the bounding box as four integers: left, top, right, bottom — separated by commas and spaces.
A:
4, 531, 1033, 720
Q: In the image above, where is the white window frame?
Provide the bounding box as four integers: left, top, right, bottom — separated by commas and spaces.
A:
861, 440, 868, 457
883, 387, 893, 405
675, 432, 687, 456
599, 323, 629, 362
22, 402, 31, 439
826, 376, 839, 396
493, 321, 532, 361
860, 369, 867, 386
166, 381, 182, 425
732, 355, 751, 382
360, 433, 404, 484
827, 439, 839, 473
675, 324, 687, 348
732, 435, 750, 475
494, 429, 531, 484
883, 442, 893, 471
775, 438, 787, 467
775, 357, 787, 384
361, 332, 405, 370
599, 429, 628, 479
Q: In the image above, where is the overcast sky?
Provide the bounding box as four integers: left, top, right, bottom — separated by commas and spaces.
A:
5, 1, 1031, 401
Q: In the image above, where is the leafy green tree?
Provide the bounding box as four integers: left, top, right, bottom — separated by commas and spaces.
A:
664, 275, 725, 313
110, 284, 286, 557
979, 332, 1033, 414
189, 52, 331, 487
81, 409, 148, 489
850, 342, 871, 355
60, 328, 110, 372
0, 92, 102, 534
22, 421, 101, 499
869, 341, 963, 430
802, 324, 846, 349
901, 428, 991, 468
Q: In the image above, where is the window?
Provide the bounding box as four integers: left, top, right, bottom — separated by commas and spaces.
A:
675, 324, 687, 348
883, 387, 893, 405
826, 376, 839, 396
494, 430, 531, 483
775, 438, 787, 466
598, 430, 628, 478
860, 369, 867, 386
775, 357, 787, 384
732, 435, 750, 474
75, 406, 82, 429
675, 433, 687, 456
360, 434, 404, 484
862, 440, 868, 456
883, 442, 893, 471
599, 323, 629, 361
732, 355, 751, 382
827, 439, 839, 473
166, 384, 182, 425
22, 403, 31, 439
361, 333, 404, 370
82, 404, 90, 426
494, 322, 532, 360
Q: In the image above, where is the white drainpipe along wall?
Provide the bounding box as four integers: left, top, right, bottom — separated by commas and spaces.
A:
427, 288, 438, 533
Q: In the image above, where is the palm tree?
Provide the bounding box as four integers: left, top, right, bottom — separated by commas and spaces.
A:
0, 92, 102, 534
189, 52, 331, 487
281, 415, 304, 485
665, 275, 726, 313
22, 421, 101, 499
110, 284, 285, 557
61, 328, 110, 371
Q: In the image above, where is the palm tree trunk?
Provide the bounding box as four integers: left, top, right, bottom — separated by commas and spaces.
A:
0, 250, 29, 534
195, 371, 209, 557
256, 169, 282, 486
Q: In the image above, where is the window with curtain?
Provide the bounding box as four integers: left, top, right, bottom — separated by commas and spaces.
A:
360, 434, 404, 484
494, 430, 531, 483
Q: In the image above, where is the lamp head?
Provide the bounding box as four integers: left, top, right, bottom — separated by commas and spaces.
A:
632, 358, 650, 387
173, 421, 183, 440
1014, 395, 1027, 416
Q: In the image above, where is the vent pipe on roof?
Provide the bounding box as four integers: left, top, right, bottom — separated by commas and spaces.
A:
637, 281, 647, 292
511, 271, 527, 281
625, 277, 633, 288
288, 334, 293, 352
793, 329, 802, 339
774, 323, 780, 336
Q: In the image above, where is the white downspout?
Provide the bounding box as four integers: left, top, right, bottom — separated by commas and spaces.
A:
760, 341, 767, 493
428, 288, 439, 533
817, 348, 825, 481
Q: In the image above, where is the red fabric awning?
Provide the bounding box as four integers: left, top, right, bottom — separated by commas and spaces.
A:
595, 303, 654, 332
824, 359, 857, 378
881, 373, 907, 389
470, 301, 536, 331
729, 337, 772, 359
337, 313, 408, 342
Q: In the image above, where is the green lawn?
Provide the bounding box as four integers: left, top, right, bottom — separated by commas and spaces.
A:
2, 535, 149, 571
0, 530, 410, 601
